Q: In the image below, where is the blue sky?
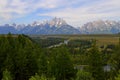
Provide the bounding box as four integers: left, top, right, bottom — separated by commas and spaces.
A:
0, 0, 120, 27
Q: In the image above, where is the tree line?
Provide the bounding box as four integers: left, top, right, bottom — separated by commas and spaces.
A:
0, 34, 120, 80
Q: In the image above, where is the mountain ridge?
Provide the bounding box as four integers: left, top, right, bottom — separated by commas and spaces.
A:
80, 20, 120, 34
0, 18, 80, 34
0, 18, 120, 34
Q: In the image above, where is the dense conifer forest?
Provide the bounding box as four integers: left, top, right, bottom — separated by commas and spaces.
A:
0, 34, 120, 80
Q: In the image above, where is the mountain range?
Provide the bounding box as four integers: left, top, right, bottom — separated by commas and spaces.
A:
0, 18, 120, 34
80, 20, 120, 34
0, 18, 80, 34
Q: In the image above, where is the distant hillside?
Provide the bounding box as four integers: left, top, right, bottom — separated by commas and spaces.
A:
0, 18, 120, 34
0, 18, 80, 34
80, 20, 120, 34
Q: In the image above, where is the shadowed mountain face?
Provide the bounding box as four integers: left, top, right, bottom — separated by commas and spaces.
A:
0, 24, 17, 34
80, 20, 120, 34
0, 18, 80, 34
0, 18, 120, 34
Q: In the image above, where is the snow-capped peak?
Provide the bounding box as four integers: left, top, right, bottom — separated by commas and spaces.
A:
49, 17, 67, 27
17, 18, 68, 28
80, 20, 120, 34
16, 24, 26, 30
31, 21, 41, 26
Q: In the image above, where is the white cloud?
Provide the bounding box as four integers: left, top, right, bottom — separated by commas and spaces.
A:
0, 0, 63, 20
0, 0, 120, 27
38, 0, 120, 27
0, 0, 30, 20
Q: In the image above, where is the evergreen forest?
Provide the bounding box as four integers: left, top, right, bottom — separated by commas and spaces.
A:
0, 34, 120, 80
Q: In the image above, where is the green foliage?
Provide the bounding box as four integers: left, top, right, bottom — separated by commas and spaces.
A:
2, 69, 12, 80
115, 71, 120, 80
88, 42, 104, 80
0, 34, 119, 80
32, 37, 64, 48
37, 52, 48, 76
29, 74, 55, 80
0, 36, 9, 79
48, 47, 76, 80
109, 38, 120, 79
0, 34, 38, 80
75, 70, 93, 80
71, 54, 89, 65
29, 74, 47, 80
68, 39, 92, 48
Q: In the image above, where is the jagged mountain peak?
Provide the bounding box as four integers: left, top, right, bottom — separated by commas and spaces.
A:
31, 21, 41, 26
0, 17, 79, 34
0, 18, 120, 34
16, 24, 26, 30
80, 20, 120, 34
49, 17, 67, 27
29, 17, 67, 28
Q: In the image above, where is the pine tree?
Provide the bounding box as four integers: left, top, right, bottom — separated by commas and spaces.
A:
29, 74, 47, 80
29, 73, 55, 80
115, 71, 120, 80
109, 38, 120, 79
13, 35, 38, 80
38, 52, 48, 76
3, 34, 38, 80
48, 47, 76, 80
0, 36, 10, 79
88, 41, 104, 80
76, 70, 94, 80
2, 69, 12, 80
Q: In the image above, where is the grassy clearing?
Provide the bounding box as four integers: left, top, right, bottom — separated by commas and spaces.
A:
29, 34, 120, 46
66, 35, 120, 46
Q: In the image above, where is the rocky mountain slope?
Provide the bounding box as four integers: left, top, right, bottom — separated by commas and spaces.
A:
0, 18, 120, 34
80, 20, 120, 34
0, 18, 80, 34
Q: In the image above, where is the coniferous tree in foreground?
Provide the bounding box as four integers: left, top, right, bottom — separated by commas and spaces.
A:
29, 74, 47, 80
88, 41, 104, 80
29, 73, 55, 80
110, 38, 120, 79
75, 70, 93, 80
0, 34, 38, 80
2, 69, 12, 80
48, 47, 76, 80
0, 36, 9, 79
115, 71, 120, 80
37, 52, 48, 76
